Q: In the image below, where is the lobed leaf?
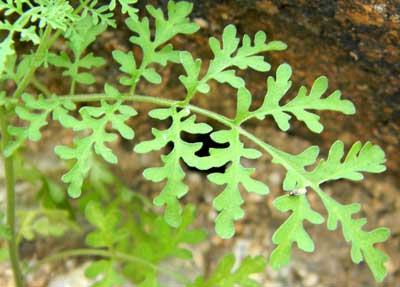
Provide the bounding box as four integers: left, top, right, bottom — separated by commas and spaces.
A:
55, 84, 137, 197
119, 203, 206, 284
85, 260, 125, 287
179, 25, 286, 98
85, 200, 128, 248
5, 93, 77, 157
317, 191, 390, 282
251, 63, 355, 132
135, 106, 211, 227
80, 0, 116, 27
189, 253, 266, 287
196, 128, 269, 239
49, 16, 106, 86
309, 140, 386, 184
269, 194, 324, 269
115, 0, 197, 89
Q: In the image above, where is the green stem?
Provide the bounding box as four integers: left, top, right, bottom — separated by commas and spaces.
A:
27, 248, 191, 285
59, 93, 310, 185
0, 107, 24, 287
31, 77, 51, 97
12, 26, 52, 99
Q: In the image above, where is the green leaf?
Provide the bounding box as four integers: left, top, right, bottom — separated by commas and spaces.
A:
117, 0, 198, 88
85, 260, 125, 287
310, 141, 386, 184
252, 63, 355, 132
317, 191, 390, 282
190, 253, 266, 287
5, 93, 77, 157
32, 0, 77, 31
196, 128, 269, 239
18, 208, 77, 241
81, 1, 116, 28
135, 107, 211, 227
55, 84, 137, 197
267, 138, 389, 281
146, 1, 199, 46
0, 36, 15, 75
269, 194, 324, 269
49, 16, 106, 86
271, 145, 320, 191
112, 50, 139, 87
119, 203, 205, 284
0, 212, 11, 241
84, 201, 127, 248
179, 25, 286, 98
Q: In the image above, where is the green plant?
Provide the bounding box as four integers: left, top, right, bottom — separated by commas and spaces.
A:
0, 0, 390, 286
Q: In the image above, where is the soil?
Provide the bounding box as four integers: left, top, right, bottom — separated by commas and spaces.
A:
1, 1, 399, 286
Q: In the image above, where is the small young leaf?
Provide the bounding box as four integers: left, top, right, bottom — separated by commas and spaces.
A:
55, 84, 137, 197
5, 94, 77, 157
190, 253, 266, 287
85, 260, 125, 287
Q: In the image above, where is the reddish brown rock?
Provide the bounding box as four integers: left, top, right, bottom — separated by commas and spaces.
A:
153, 0, 400, 179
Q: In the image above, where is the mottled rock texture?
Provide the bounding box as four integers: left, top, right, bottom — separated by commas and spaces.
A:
154, 0, 399, 178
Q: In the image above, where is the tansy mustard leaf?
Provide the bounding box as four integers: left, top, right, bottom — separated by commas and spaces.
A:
269, 194, 324, 269
309, 140, 386, 184
196, 128, 269, 239
134, 106, 211, 227
316, 190, 390, 282
85, 260, 125, 287
114, 0, 198, 89
189, 253, 266, 287
55, 84, 137, 197
49, 16, 106, 87
5, 93, 77, 157
179, 25, 286, 100
250, 63, 355, 132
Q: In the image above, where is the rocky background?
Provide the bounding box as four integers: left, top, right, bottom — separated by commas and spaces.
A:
153, 0, 400, 177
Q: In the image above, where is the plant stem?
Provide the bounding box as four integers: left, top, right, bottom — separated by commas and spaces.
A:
59, 93, 309, 184
12, 26, 52, 99
31, 77, 51, 97
0, 107, 24, 287
27, 248, 191, 285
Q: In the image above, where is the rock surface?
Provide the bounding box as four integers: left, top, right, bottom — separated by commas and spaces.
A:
154, 0, 400, 178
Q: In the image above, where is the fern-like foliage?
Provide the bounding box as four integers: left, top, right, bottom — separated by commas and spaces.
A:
5, 93, 77, 156
49, 16, 106, 88
135, 106, 211, 227
189, 253, 266, 287
196, 127, 269, 239
0, 0, 77, 74
84, 200, 127, 286
85, 259, 125, 287
112, 0, 198, 90
245, 63, 355, 132
1, 0, 390, 283
268, 140, 388, 281
55, 84, 137, 197
179, 25, 286, 101
269, 194, 324, 269
120, 203, 206, 285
